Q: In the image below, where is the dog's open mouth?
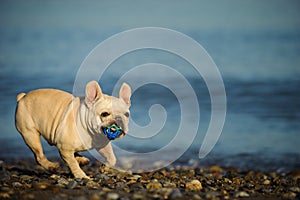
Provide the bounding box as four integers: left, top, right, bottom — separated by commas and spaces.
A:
102, 123, 125, 140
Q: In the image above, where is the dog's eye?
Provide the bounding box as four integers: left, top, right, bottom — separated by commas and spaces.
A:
100, 112, 110, 118
124, 112, 130, 118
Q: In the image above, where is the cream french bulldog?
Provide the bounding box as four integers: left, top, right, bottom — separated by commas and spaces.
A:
15, 80, 131, 179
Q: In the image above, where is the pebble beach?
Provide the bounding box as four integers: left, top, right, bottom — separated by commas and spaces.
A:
0, 159, 299, 200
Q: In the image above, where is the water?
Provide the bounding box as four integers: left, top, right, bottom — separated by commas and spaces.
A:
0, 1, 300, 172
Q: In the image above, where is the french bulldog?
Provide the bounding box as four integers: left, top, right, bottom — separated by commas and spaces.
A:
15, 80, 131, 179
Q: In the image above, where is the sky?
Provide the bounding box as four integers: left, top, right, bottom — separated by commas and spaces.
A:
1, 0, 300, 32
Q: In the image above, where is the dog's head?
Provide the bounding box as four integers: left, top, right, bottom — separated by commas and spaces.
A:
84, 80, 131, 139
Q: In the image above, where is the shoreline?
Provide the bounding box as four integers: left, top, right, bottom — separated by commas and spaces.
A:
1, 137, 299, 174
0, 159, 299, 200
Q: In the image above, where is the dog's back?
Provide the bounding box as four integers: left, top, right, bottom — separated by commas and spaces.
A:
15, 89, 74, 144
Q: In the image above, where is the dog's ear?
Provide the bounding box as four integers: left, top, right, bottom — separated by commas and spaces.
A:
119, 83, 131, 107
85, 80, 103, 106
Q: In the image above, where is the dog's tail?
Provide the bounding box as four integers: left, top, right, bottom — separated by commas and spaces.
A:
16, 93, 26, 102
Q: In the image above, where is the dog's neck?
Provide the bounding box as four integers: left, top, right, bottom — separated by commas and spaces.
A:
75, 97, 109, 150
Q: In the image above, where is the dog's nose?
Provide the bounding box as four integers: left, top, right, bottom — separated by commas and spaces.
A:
115, 116, 124, 129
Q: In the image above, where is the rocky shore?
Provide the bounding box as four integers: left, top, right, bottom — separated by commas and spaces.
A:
0, 159, 299, 200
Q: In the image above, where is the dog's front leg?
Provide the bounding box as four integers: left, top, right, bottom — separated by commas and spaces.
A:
98, 142, 116, 167
59, 150, 89, 179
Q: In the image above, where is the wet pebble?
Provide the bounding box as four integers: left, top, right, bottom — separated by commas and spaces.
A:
234, 191, 250, 198
163, 181, 177, 188
263, 179, 271, 185
32, 182, 50, 189
169, 188, 183, 199
185, 179, 202, 191
146, 180, 162, 190
50, 174, 60, 179
90, 193, 101, 200
0, 192, 10, 199
12, 181, 23, 188
67, 180, 78, 189
1, 160, 299, 200
56, 177, 69, 187
210, 165, 224, 173
95, 173, 109, 180
106, 192, 119, 200
289, 186, 300, 193
205, 191, 221, 199
86, 180, 100, 189
282, 192, 297, 199
132, 193, 146, 200
20, 175, 33, 182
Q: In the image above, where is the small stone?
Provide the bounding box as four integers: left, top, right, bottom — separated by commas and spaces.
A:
132, 193, 146, 200
50, 174, 61, 179
90, 194, 101, 200
20, 175, 33, 181
169, 188, 183, 199
163, 181, 177, 188
33, 182, 50, 189
12, 182, 23, 188
67, 180, 78, 189
115, 182, 127, 189
234, 191, 250, 198
185, 179, 202, 191
95, 174, 109, 180
232, 178, 241, 185
0, 192, 10, 199
131, 174, 142, 180
205, 191, 221, 199
126, 179, 137, 184
0, 187, 10, 192
282, 192, 297, 199
289, 170, 300, 180
130, 182, 144, 190
193, 194, 202, 199
106, 193, 119, 200
102, 187, 111, 192
24, 193, 35, 199
262, 188, 272, 193
224, 178, 232, 184
210, 165, 224, 173
160, 188, 173, 199
86, 180, 99, 189
146, 181, 162, 190
74, 196, 88, 200
289, 187, 300, 193
263, 179, 271, 185
74, 178, 82, 182
23, 183, 32, 189
57, 178, 69, 186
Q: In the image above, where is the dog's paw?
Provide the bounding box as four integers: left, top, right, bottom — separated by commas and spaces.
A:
74, 172, 90, 180
106, 157, 116, 168
75, 156, 90, 166
47, 162, 60, 172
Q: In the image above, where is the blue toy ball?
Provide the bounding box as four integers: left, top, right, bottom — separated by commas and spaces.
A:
102, 124, 123, 140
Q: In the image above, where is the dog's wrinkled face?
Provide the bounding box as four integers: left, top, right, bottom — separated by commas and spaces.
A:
96, 95, 130, 137
85, 81, 131, 139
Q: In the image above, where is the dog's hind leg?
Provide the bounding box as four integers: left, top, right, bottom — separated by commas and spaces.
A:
74, 152, 90, 166
59, 150, 89, 179
20, 129, 59, 171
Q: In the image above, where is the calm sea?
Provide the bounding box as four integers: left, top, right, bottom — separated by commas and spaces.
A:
0, 27, 299, 171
